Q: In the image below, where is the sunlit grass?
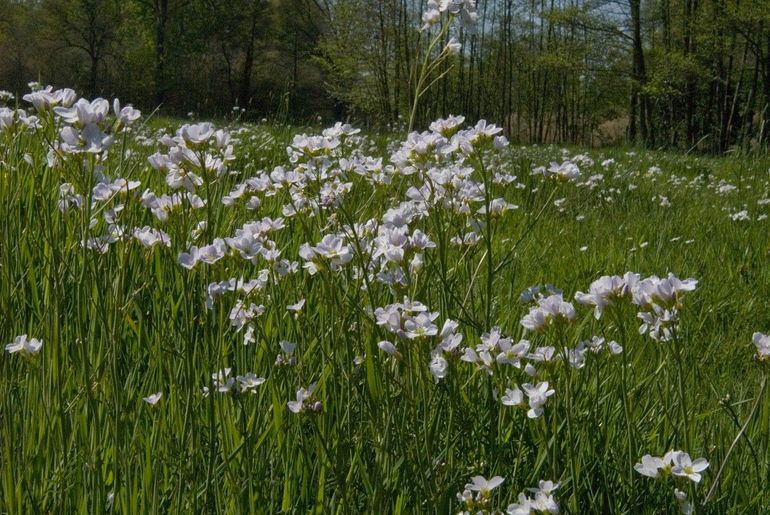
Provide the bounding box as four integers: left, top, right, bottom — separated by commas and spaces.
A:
2, 103, 770, 514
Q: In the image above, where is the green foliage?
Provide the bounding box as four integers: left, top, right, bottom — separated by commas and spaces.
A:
1, 0, 768, 151
2, 112, 770, 511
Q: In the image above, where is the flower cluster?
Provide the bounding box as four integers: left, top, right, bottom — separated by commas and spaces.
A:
460, 327, 529, 373
140, 190, 206, 222
455, 476, 560, 514
375, 298, 439, 340
22, 85, 76, 112
53, 97, 140, 155
632, 274, 697, 342
421, 0, 478, 32
299, 234, 354, 275
520, 294, 577, 332
574, 272, 697, 342
0, 107, 39, 133
635, 450, 709, 483
532, 160, 581, 182
0, 90, 14, 105
5, 334, 43, 357
287, 383, 322, 414
373, 222, 434, 279
149, 122, 235, 191
456, 475, 504, 513
391, 119, 507, 175
574, 273, 638, 319
501, 382, 555, 418
635, 451, 709, 514
204, 368, 266, 396
506, 480, 560, 514
564, 336, 623, 369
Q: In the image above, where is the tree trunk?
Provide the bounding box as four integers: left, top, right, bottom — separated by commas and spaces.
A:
155, 0, 168, 107
628, 0, 647, 144
239, 0, 260, 109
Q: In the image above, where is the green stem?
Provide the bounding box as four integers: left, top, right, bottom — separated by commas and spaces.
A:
478, 153, 494, 330
672, 328, 691, 452
703, 376, 766, 505
613, 309, 636, 488
407, 24, 451, 133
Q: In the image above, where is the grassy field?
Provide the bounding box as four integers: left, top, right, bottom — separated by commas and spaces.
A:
2, 99, 770, 513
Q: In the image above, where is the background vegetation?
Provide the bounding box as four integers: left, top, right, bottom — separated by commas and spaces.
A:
1, 0, 770, 151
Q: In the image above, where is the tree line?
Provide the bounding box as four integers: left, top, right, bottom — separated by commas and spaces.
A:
1, 0, 768, 152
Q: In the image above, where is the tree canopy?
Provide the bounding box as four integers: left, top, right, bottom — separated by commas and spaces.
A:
1, 0, 769, 151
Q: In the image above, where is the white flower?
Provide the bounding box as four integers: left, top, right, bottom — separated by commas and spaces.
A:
466, 475, 504, 495
404, 312, 439, 339
178, 247, 200, 269
520, 294, 576, 332
507, 480, 560, 514
506, 493, 534, 514
730, 210, 750, 222
529, 480, 559, 496
527, 346, 558, 365
112, 99, 140, 127
313, 234, 353, 266
501, 385, 524, 407
496, 339, 530, 367
287, 383, 320, 414
631, 273, 697, 309
522, 382, 555, 418
143, 392, 162, 405
421, 8, 440, 29
437, 319, 463, 353
674, 488, 693, 515
575, 274, 637, 319
566, 345, 586, 369
58, 183, 84, 212
753, 332, 770, 362
634, 454, 665, 478
54, 97, 109, 126
212, 368, 235, 393
637, 304, 678, 342
530, 490, 560, 513
237, 373, 266, 393
671, 452, 709, 483
23, 86, 76, 111
59, 124, 113, 154
429, 115, 465, 137
287, 299, 306, 317
429, 354, 449, 381
378, 340, 399, 356
5, 334, 43, 356
180, 122, 215, 145
228, 301, 265, 333
533, 160, 580, 181
134, 226, 171, 248
198, 239, 228, 264
445, 37, 462, 55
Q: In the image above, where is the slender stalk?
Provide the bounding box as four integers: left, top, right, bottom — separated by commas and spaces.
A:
613, 309, 636, 487
672, 328, 691, 452
703, 376, 766, 505
408, 24, 451, 133
477, 152, 494, 330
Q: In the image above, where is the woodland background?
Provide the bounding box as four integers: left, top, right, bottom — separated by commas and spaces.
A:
1, 0, 769, 152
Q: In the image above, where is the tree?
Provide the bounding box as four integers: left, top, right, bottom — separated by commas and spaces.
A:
42, 0, 123, 96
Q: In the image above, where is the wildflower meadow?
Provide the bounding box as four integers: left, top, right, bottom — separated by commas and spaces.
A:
3, 3, 770, 515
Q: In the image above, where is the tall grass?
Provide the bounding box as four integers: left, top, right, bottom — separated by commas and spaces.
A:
2, 107, 770, 514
